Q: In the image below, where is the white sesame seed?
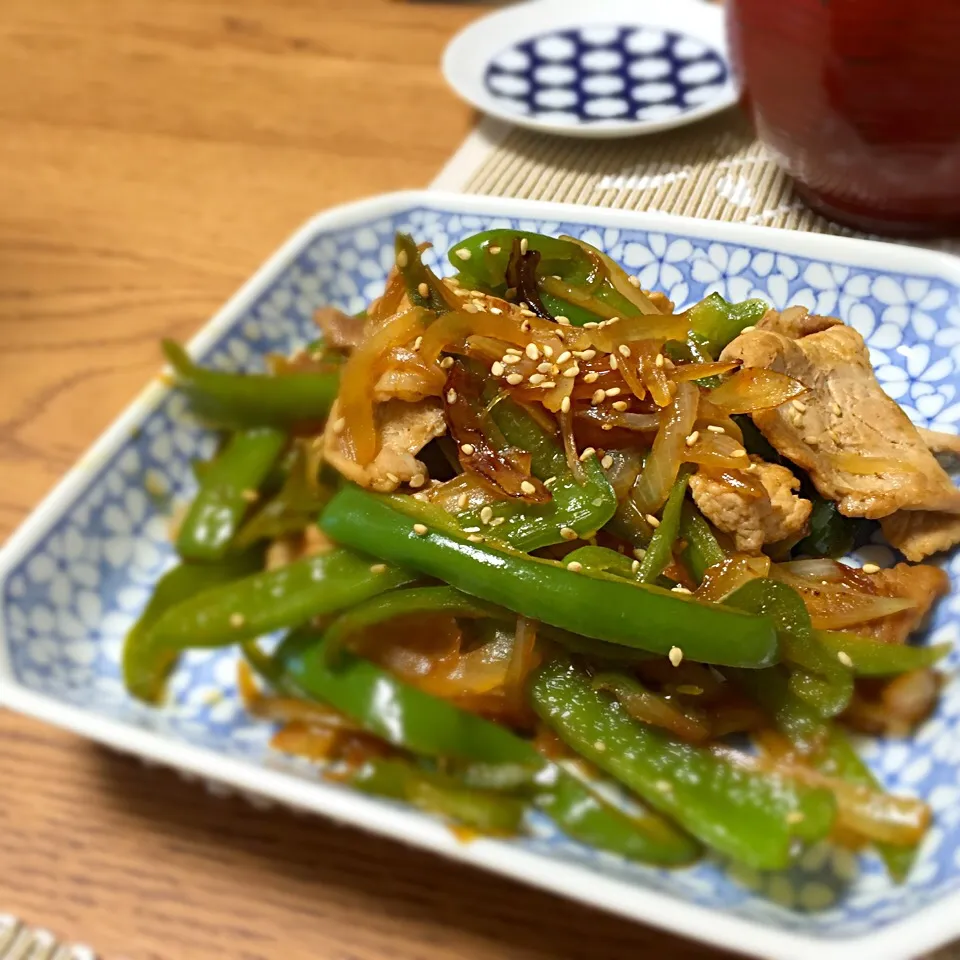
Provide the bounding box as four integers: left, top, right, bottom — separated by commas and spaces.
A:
741, 325, 756, 333
609, 355, 619, 370
685, 431, 700, 447
556, 316, 571, 326
488, 245, 500, 255
467, 534, 484, 543
543, 476, 557, 487
555, 351, 572, 365
457, 493, 469, 510
612, 400, 628, 411
505, 347, 522, 355
707, 424, 725, 434
462, 526, 481, 533
579, 349, 597, 361
529, 373, 546, 385
604, 387, 621, 398
543, 345, 554, 358
370, 563, 388, 574
240, 488, 259, 502
520, 480, 537, 495
579, 447, 596, 461
791, 399, 807, 412
668, 646, 683, 667
567, 561, 583, 572
440, 356, 454, 369
462, 303, 479, 314
631, 559, 641, 574
671, 585, 693, 595
536, 361, 552, 373
560, 396, 571, 414
520, 309, 536, 319
417, 281, 429, 298
525, 343, 540, 360
540, 381, 556, 389
396, 249, 409, 269
520, 237, 529, 255
332, 417, 346, 434
593, 740, 607, 751
490, 517, 505, 527
583, 371, 599, 384
562, 365, 580, 378
804, 435, 818, 445
502, 354, 521, 365
491, 361, 505, 377
480, 506, 494, 524
837, 651, 854, 668
520, 319, 531, 332
413, 335, 423, 351
455, 248, 471, 261
506, 373, 524, 386
628, 275, 641, 288
832, 402, 843, 416
861, 563, 881, 574
229, 612, 246, 628
446, 388, 458, 403
633, 548, 646, 560
560, 527, 578, 541
460, 443, 475, 456
601, 454, 614, 469
731, 447, 748, 458
591, 389, 606, 405
489, 306, 502, 316
584, 322, 599, 329
654, 353, 664, 368
618, 344, 631, 358
655, 779, 672, 792
645, 514, 660, 527
413, 523, 429, 536
409, 475, 425, 489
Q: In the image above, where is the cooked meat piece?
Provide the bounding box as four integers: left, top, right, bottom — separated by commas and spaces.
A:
756, 305, 841, 339
373, 346, 443, 403
721, 322, 960, 519
855, 562, 949, 645
919, 427, 960, 458
324, 398, 446, 493
644, 289, 675, 313
689, 457, 812, 554
880, 510, 960, 561
314, 305, 366, 350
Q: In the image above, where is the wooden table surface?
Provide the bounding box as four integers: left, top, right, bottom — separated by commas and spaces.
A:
0, 2, 733, 958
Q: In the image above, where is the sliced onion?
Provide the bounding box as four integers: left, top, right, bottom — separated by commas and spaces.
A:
563, 236, 664, 316
602, 447, 644, 499
367, 269, 407, 324
424, 472, 502, 514
593, 675, 710, 742
778, 559, 846, 582
697, 397, 744, 443
707, 368, 808, 415
419, 309, 530, 365
338, 307, 427, 464
682, 431, 750, 470
636, 340, 674, 407
632, 381, 699, 514
671, 360, 741, 383
505, 617, 540, 704
559, 405, 586, 481
589, 316, 689, 352
696, 554, 771, 604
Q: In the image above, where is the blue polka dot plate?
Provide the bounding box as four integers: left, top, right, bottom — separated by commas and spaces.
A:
442, 0, 737, 139
3, 191, 960, 960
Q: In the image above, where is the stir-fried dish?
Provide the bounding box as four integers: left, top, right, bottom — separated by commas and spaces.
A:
125, 229, 960, 880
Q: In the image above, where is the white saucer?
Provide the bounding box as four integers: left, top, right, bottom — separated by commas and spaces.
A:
442, 0, 738, 140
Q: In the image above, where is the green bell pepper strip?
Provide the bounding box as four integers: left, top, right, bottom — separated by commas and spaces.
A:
531, 659, 836, 869
322, 585, 506, 665
176, 427, 287, 561
636, 470, 690, 584
395, 234, 460, 314
726, 579, 853, 717
455, 399, 618, 551
813, 729, 918, 882
123, 550, 265, 703
795, 496, 864, 559
276, 629, 696, 861
350, 758, 527, 835
679, 501, 726, 583
685, 293, 769, 358
815, 630, 950, 677
162, 340, 339, 429
605, 496, 655, 550
535, 766, 701, 866
563, 546, 638, 580
275, 628, 539, 763
130, 549, 414, 704
321, 485, 779, 668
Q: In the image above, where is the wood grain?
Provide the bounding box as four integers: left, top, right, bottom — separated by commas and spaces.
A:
0, 2, 733, 958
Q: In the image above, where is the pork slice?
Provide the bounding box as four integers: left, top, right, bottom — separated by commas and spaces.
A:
756, 305, 842, 339
721, 323, 960, 519
880, 511, 960, 562
314, 305, 366, 350
324, 398, 446, 493
689, 457, 812, 554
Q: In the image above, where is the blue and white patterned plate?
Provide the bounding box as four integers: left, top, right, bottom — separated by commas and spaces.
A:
3, 191, 960, 960
443, 0, 736, 139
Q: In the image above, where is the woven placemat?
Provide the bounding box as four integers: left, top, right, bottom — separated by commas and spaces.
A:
436, 112, 959, 255
0, 916, 94, 960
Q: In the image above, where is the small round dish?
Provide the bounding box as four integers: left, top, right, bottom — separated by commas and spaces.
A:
442, 0, 737, 140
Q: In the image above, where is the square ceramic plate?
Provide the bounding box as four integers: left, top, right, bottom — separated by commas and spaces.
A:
3, 191, 960, 960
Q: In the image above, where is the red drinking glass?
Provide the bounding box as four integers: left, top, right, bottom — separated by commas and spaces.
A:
726, 0, 960, 236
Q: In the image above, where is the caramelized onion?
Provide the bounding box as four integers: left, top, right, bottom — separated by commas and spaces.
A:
419, 310, 530, 366
632, 381, 699, 514
707, 368, 808, 415
339, 307, 427, 464
593, 675, 710, 742
829, 453, 920, 476
682, 431, 750, 470
636, 340, 674, 407
563, 236, 664, 316
671, 360, 741, 383
696, 554, 771, 604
